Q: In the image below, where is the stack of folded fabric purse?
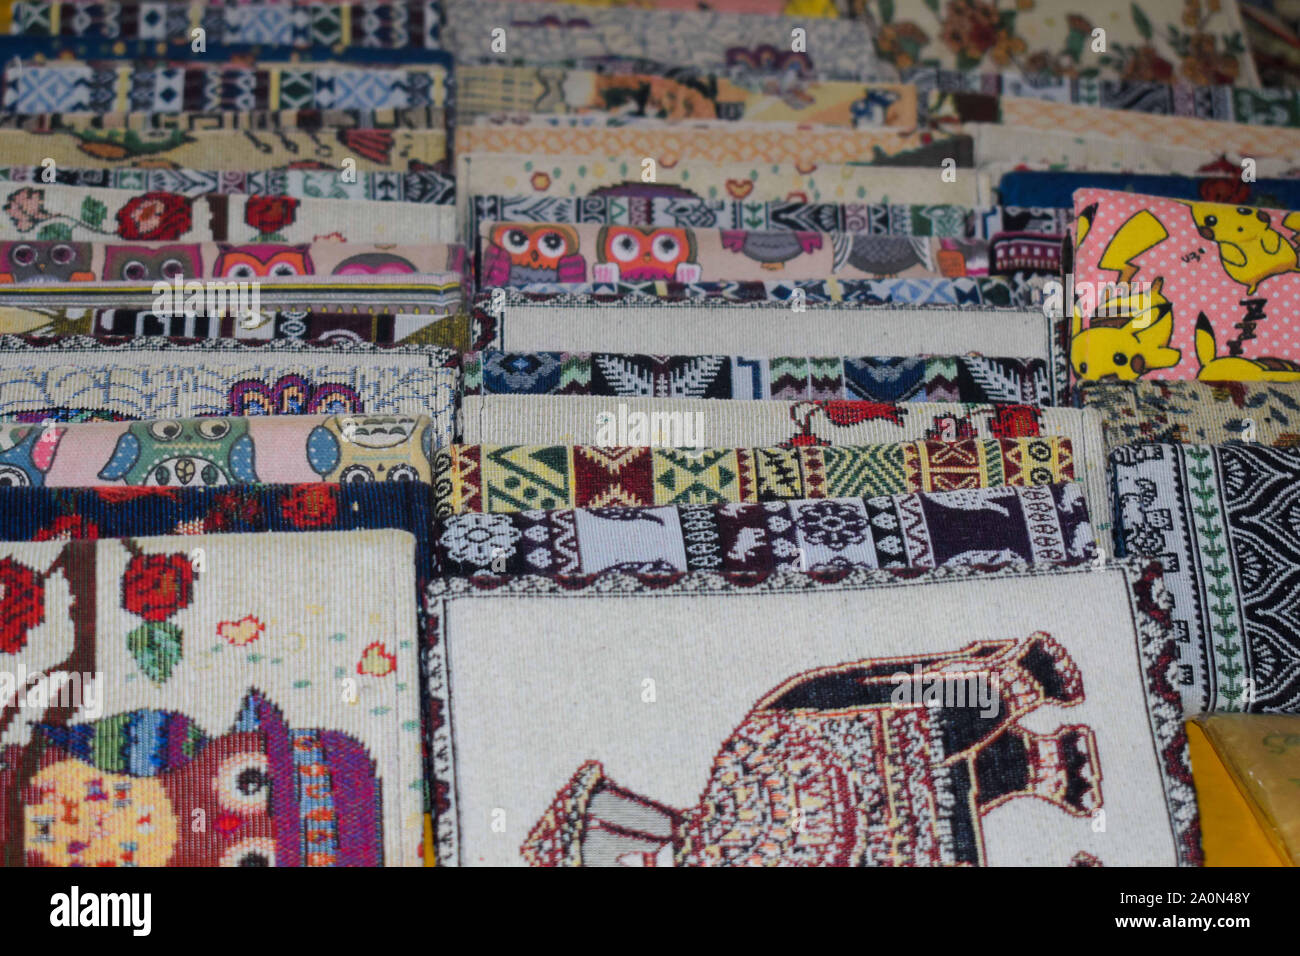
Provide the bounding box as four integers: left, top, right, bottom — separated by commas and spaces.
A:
0, 0, 1296, 869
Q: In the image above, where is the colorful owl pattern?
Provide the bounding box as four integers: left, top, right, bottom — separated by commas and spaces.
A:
0, 414, 438, 488
479, 222, 988, 286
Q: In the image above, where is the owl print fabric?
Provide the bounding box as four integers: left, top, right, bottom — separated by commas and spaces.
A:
1, 0, 449, 62
1111, 442, 1300, 717
0, 184, 457, 246
0, 481, 442, 833
425, 562, 1198, 866
0, 530, 424, 866
434, 482, 1097, 578
1069, 188, 1300, 386
456, 66, 918, 128
479, 222, 991, 286
0, 414, 440, 489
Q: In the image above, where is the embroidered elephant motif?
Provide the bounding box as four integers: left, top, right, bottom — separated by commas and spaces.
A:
522, 633, 1101, 867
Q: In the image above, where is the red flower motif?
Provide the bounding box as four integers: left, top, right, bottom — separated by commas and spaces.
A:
245, 195, 299, 235
203, 490, 264, 532
0, 558, 44, 653
122, 553, 194, 622
281, 485, 339, 529
115, 192, 193, 241
33, 516, 100, 541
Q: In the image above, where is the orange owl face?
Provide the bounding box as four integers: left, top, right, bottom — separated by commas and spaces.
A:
213, 244, 313, 279
597, 226, 696, 281
490, 224, 579, 270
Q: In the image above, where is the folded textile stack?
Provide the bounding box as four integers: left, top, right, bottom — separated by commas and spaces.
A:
0, 0, 459, 870
1, 0, 1295, 870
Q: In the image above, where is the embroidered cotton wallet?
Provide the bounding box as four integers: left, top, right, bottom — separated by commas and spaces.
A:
0, 529, 423, 866
425, 560, 1198, 866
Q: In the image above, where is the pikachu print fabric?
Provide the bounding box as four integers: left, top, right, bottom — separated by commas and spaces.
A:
1068, 188, 1300, 386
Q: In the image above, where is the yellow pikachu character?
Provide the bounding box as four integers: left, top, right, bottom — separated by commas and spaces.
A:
1181, 201, 1300, 294
1193, 313, 1300, 381
1070, 279, 1181, 380
1069, 207, 1182, 380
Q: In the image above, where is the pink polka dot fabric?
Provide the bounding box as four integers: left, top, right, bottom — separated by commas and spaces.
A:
1071, 188, 1300, 381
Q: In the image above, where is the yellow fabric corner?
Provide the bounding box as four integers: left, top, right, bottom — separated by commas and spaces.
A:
1187, 721, 1287, 867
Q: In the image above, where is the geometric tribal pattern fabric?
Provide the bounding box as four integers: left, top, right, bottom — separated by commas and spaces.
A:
0, 164, 456, 206
457, 398, 1113, 552
475, 277, 1031, 308
433, 438, 1076, 516
463, 351, 1053, 404
460, 397, 1085, 448
1111, 442, 1300, 716
434, 482, 1097, 577
906, 68, 1300, 128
